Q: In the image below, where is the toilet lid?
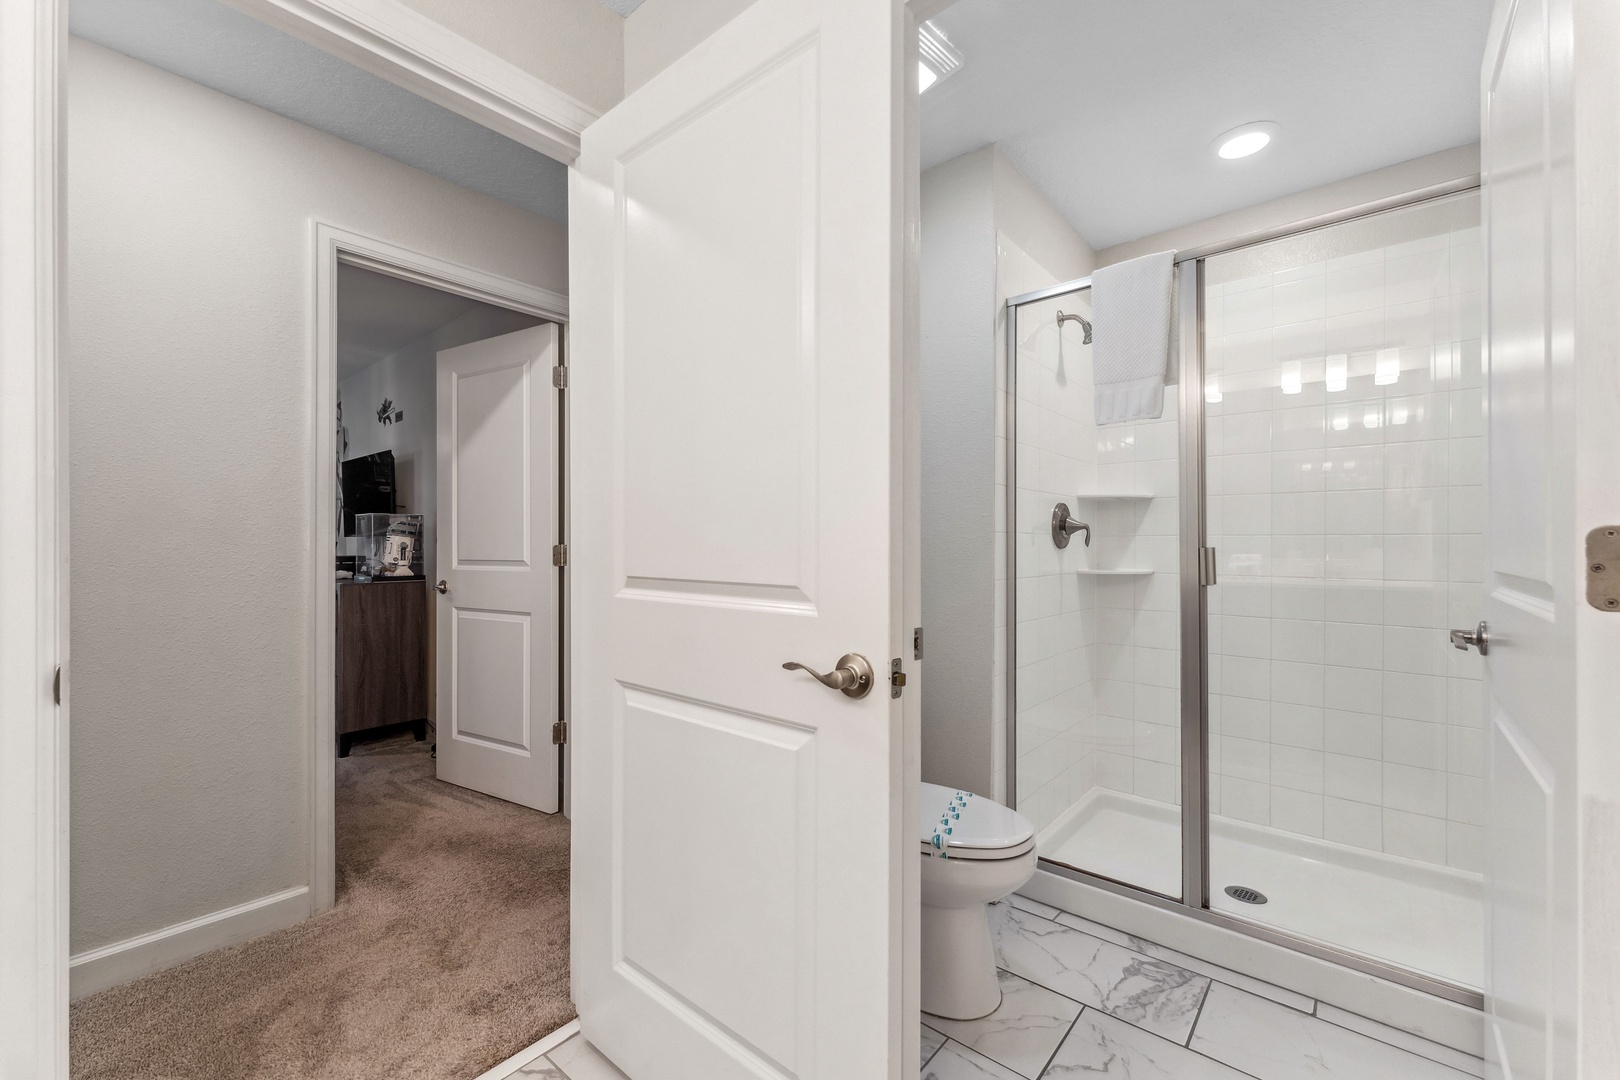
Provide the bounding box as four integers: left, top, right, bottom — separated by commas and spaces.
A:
919, 782, 1035, 858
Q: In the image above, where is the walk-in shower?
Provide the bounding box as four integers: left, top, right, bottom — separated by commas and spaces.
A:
1004, 190, 1484, 1004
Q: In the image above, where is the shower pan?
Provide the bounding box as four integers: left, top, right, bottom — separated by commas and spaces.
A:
1003, 189, 1485, 1006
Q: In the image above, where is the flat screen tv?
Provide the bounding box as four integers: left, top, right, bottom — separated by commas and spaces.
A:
340, 450, 395, 536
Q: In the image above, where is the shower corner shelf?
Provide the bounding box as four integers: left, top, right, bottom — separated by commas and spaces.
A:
1075, 491, 1154, 501
1075, 567, 1154, 576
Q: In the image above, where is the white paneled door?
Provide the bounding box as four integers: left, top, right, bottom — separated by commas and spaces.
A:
434, 323, 560, 814
1481, 0, 1620, 1077
569, 1, 913, 1078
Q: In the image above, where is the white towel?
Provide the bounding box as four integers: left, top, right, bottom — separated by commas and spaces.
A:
1090, 249, 1177, 425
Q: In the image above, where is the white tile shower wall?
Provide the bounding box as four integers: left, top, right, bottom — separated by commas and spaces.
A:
1003, 235, 1183, 835
1203, 216, 1484, 873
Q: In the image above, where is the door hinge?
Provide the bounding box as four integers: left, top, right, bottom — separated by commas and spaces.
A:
1586, 527, 1620, 610
552, 365, 568, 389
1199, 546, 1218, 586
53, 665, 61, 706
552, 544, 568, 567
552, 720, 568, 745
890, 658, 907, 698
913, 626, 924, 660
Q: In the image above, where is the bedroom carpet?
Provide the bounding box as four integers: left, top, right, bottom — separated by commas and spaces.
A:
70, 733, 573, 1080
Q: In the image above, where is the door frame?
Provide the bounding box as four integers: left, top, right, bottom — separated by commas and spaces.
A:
311, 223, 568, 911
0, 0, 67, 1072
1002, 182, 1487, 1011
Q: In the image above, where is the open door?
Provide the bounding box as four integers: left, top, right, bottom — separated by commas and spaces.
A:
434, 323, 561, 814
1481, 0, 1620, 1076
569, 1, 914, 1078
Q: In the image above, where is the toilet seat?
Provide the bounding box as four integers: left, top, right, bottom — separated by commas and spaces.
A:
919, 782, 1036, 861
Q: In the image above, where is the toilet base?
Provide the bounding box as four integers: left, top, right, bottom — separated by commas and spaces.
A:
921, 900, 1003, 1019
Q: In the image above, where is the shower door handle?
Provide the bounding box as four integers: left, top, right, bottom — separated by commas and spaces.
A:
1449, 621, 1488, 656
782, 654, 875, 699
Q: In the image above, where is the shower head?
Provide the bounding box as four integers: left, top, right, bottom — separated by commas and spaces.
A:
1057, 309, 1092, 344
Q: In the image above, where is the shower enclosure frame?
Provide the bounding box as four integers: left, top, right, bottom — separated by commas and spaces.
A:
1001, 181, 1484, 1010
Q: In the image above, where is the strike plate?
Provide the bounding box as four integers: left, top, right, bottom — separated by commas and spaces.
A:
1587, 527, 1620, 611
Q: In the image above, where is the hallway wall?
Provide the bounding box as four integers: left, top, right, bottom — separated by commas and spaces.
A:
67, 38, 567, 966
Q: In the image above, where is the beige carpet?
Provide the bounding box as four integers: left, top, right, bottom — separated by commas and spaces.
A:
71, 734, 574, 1080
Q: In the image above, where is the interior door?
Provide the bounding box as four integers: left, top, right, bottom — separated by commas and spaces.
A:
569, 1, 911, 1078
1480, 0, 1607, 1075
434, 323, 560, 813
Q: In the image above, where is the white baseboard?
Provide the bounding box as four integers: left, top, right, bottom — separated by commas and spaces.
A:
69, 885, 311, 1000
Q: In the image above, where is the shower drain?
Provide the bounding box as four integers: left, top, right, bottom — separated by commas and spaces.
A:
1224, 885, 1269, 905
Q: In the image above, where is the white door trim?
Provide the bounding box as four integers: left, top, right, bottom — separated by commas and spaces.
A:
0, 0, 66, 1075
311, 222, 567, 912
218, 0, 599, 162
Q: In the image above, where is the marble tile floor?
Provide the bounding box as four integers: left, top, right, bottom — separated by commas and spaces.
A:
493, 893, 1485, 1080
501, 1031, 631, 1080
919, 896, 1487, 1080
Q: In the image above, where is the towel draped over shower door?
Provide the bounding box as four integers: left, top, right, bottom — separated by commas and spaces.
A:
1089, 249, 1177, 424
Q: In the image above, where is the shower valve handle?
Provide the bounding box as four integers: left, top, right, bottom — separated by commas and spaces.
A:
1051, 503, 1091, 549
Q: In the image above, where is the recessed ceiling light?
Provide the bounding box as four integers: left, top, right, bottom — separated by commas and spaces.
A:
919, 20, 962, 94
1213, 121, 1279, 160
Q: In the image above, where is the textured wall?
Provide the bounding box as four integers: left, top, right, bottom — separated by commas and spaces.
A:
67, 39, 567, 954
623, 0, 758, 96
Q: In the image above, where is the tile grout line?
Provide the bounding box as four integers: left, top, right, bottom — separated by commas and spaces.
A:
1182, 973, 1214, 1048
1031, 1003, 1086, 1080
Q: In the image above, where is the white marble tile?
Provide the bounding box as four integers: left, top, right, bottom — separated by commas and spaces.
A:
922, 1039, 1025, 1080
989, 903, 1209, 1043
1010, 893, 1061, 920
546, 1036, 632, 1080
1043, 1007, 1252, 1079
1314, 1003, 1484, 1077
922, 1023, 948, 1070
925, 969, 1080, 1079
513, 1057, 568, 1078
1051, 909, 1316, 1012
1191, 983, 1475, 1079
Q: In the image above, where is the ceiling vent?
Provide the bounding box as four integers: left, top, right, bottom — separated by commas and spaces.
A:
918, 21, 963, 93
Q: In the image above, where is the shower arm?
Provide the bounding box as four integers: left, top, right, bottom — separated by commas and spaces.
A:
1057, 309, 1092, 344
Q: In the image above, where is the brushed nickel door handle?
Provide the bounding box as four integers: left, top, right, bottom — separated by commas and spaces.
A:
782, 653, 875, 699
435, 579, 449, 594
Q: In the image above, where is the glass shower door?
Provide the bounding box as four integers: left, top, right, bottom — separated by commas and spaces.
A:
1200, 193, 1484, 989
1008, 284, 1184, 900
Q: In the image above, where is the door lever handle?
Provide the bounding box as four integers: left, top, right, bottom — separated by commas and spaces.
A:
435, 579, 449, 594
782, 653, 875, 699
1449, 621, 1488, 656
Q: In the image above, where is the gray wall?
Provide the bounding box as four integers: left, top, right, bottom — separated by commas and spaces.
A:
67, 39, 568, 955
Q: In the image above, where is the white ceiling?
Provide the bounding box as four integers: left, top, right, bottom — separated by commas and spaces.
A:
70, 0, 569, 224
922, 0, 1493, 250
337, 265, 506, 380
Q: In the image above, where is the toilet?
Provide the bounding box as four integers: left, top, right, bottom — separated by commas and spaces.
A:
919, 782, 1037, 1020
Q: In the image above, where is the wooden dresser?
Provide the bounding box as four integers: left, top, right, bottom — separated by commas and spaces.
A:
336, 578, 428, 755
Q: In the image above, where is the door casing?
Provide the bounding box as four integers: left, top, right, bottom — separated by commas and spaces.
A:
312, 225, 568, 910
